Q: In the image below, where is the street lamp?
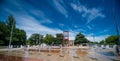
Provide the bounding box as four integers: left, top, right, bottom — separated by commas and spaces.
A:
113, 15, 120, 45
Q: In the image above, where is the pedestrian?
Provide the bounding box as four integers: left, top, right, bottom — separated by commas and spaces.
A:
116, 45, 120, 55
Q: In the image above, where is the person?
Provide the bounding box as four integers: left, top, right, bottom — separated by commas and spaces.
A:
116, 45, 120, 55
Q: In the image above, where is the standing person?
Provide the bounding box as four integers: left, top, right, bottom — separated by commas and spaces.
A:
116, 45, 120, 55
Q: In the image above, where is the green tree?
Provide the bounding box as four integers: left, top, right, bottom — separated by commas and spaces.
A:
0, 15, 26, 46
54, 33, 63, 44
7, 15, 26, 46
0, 22, 9, 45
0, 40, 4, 45
105, 35, 118, 45
43, 34, 55, 45
99, 40, 105, 44
13, 29, 26, 45
26, 40, 30, 45
74, 33, 89, 44
29, 34, 43, 45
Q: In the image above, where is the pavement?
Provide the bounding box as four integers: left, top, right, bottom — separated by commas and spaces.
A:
0, 46, 120, 61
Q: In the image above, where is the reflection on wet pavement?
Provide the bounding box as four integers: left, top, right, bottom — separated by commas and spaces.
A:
0, 54, 43, 61
0, 47, 120, 61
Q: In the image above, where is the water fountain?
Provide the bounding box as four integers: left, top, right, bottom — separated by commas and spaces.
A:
73, 47, 79, 58
59, 45, 64, 57
92, 36, 98, 60
88, 45, 97, 60
48, 45, 52, 56
24, 50, 29, 58
15, 48, 18, 61
38, 45, 41, 55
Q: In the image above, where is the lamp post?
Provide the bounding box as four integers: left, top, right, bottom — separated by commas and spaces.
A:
113, 15, 120, 45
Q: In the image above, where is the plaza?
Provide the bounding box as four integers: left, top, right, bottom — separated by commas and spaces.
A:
0, 45, 120, 61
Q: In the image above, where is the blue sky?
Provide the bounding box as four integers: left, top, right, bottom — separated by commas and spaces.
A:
0, 0, 120, 42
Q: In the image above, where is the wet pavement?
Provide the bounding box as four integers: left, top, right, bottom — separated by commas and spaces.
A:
0, 46, 120, 61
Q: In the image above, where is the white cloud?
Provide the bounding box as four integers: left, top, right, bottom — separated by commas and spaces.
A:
30, 10, 45, 19
28, 9, 53, 24
70, 3, 105, 24
16, 16, 79, 40
86, 34, 109, 42
16, 15, 62, 38
5, 0, 53, 25
17, 17, 79, 40
52, 0, 68, 18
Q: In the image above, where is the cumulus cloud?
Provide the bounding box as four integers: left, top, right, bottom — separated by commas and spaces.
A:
70, 3, 105, 24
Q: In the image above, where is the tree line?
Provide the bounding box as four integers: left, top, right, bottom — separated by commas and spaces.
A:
27, 32, 90, 46
27, 33, 63, 45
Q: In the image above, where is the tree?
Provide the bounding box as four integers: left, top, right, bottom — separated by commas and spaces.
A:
74, 33, 89, 44
99, 35, 119, 45
54, 33, 63, 44
43, 34, 55, 45
29, 34, 43, 45
13, 29, 26, 45
0, 15, 27, 46
7, 15, 26, 46
0, 22, 9, 45
0, 40, 4, 45
105, 35, 118, 45
99, 40, 105, 44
